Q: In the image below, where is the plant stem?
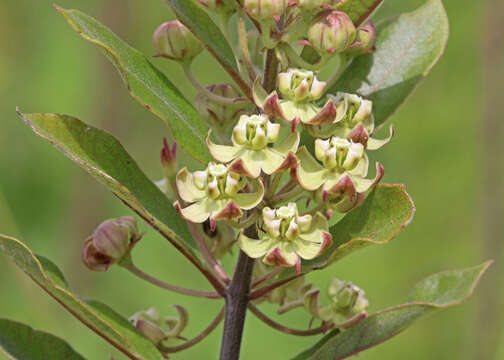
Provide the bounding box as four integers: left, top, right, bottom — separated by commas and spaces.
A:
121, 260, 222, 299
251, 267, 282, 288
262, 49, 279, 93
237, 8, 257, 82
280, 43, 328, 71
270, 185, 305, 206
219, 227, 256, 360
250, 273, 302, 300
248, 304, 328, 336
159, 307, 225, 353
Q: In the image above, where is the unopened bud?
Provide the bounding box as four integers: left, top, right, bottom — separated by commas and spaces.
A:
82, 216, 141, 271
346, 20, 377, 57
245, 0, 288, 20
198, 0, 236, 15
308, 11, 356, 54
161, 138, 177, 177
152, 21, 203, 63
328, 279, 369, 316
195, 84, 248, 130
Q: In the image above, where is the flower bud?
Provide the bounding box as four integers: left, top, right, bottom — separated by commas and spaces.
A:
346, 20, 377, 57
160, 138, 177, 177
278, 69, 326, 102
130, 306, 188, 345
328, 279, 369, 316
245, 0, 288, 20
308, 11, 356, 54
314, 137, 364, 171
232, 114, 280, 150
82, 216, 141, 271
195, 84, 248, 130
152, 21, 203, 63
198, 0, 236, 15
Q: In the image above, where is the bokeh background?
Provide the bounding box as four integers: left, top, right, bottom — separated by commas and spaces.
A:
1, 0, 503, 359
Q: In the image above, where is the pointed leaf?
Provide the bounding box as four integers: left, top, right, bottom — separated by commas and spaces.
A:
327, 0, 449, 127
17, 111, 202, 265
0, 319, 85, 360
0, 234, 165, 360
160, 0, 251, 98
55, 5, 212, 163
305, 184, 415, 268
292, 261, 492, 360
338, 0, 384, 26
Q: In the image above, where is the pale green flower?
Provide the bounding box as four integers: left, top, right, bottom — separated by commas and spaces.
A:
174, 163, 264, 228
304, 279, 369, 327
207, 114, 299, 178
309, 93, 394, 149
278, 69, 326, 103
291, 137, 384, 212
238, 203, 332, 273
129, 305, 188, 345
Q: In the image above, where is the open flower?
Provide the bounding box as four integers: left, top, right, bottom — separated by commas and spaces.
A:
308, 93, 394, 149
304, 279, 368, 327
291, 137, 384, 212
207, 114, 299, 178
238, 203, 332, 274
130, 306, 188, 345
253, 73, 346, 126
174, 163, 264, 228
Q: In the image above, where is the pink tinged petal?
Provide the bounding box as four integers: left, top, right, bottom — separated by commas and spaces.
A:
206, 132, 243, 163
353, 162, 385, 193
264, 92, 288, 121
263, 243, 299, 267
305, 101, 338, 125
228, 157, 260, 178
291, 117, 300, 132
176, 168, 206, 203
367, 125, 395, 150
304, 289, 322, 318
233, 178, 265, 210
325, 174, 357, 204
294, 79, 310, 101
238, 232, 275, 258
291, 147, 327, 191
295, 256, 301, 275
260, 148, 287, 175
213, 200, 244, 221
82, 237, 113, 271
347, 124, 369, 147
174, 198, 212, 223
272, 152, 298, 174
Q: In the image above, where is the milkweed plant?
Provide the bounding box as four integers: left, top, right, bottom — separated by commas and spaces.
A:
1, 1, 492, 360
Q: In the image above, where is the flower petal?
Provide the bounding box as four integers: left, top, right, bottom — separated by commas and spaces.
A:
176, 168, 206, 203
228, 156, 261, 178
233, 177, 265, 210
206, 131, 243, 163
260, 148, 287, 175
174, 198, 212, 223
305, 100, 338, 125
213, 200, 244, 221
353, 162, 384, 192
367, 125, 395, 150
263, 242, 299, 267
238, 232, 275, 258
349, 153, 369, 177
291, 147, 327, 191
272, 131, 300, 156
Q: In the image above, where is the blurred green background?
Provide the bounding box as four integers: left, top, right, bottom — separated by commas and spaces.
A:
1, 0, 502, 359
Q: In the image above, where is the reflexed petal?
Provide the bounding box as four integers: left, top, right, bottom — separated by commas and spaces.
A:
176, 168, 206, 203
238, 232, 275, 258
353, 162, 384, 192
294, 237, 323, 260
305, 100, 338, 125
260, 148, 287, 175
229, 155, 261, 178
349, 153, 369, 177
280, 101, 318, 123
233, 177, 265, 210
213, 200, 243, 221
174, 198, 213, 223
291, 147, 327, 191
207, 132, 243, 163
304, 289, 322, 318
367, 125, 395, 150
272, 131, 300, 156
252, 75, 269, 109
263, 242, 299, 267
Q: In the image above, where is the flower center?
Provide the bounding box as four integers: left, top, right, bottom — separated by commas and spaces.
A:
315, 137, 364, 172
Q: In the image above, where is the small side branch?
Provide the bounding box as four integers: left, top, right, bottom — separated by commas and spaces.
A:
250, 273, 303, 300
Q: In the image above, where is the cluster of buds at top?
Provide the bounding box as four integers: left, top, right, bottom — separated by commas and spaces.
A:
245, 0, 288, 20
130, 306, 188, 345
345, 20, 377, 57
198, 0, 236, 15
304, 278, 368, 327
174, 162, 264, 230
207, 114, 299, 178
238, 202, 332, 274
82, 216, 142, 271
152, 20, 203, 63
292, 136, 384, 213
195, 84, 249, 132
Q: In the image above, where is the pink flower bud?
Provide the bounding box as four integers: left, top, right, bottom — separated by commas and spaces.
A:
308, 11, 356, 54
160, 138, 177, 177
152, 21, 203, 63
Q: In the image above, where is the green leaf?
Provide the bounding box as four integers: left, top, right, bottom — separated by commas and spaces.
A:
160, 0, 251, 98
0, 234, 165, 360
327, 0, 449, 127
17, 110, 202, 264
0, 319, 85, 360
55, 5, 212, 164
305, 184, 415, 268
338, 0, 384, 26
292, 261, 492, 360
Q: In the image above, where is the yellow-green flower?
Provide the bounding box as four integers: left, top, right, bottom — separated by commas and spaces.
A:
207, 114, 299, 178
174, 163, 264, 228
238, 203, 332, 273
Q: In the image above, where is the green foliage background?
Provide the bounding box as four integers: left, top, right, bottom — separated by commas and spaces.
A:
0, 0, 502, 359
